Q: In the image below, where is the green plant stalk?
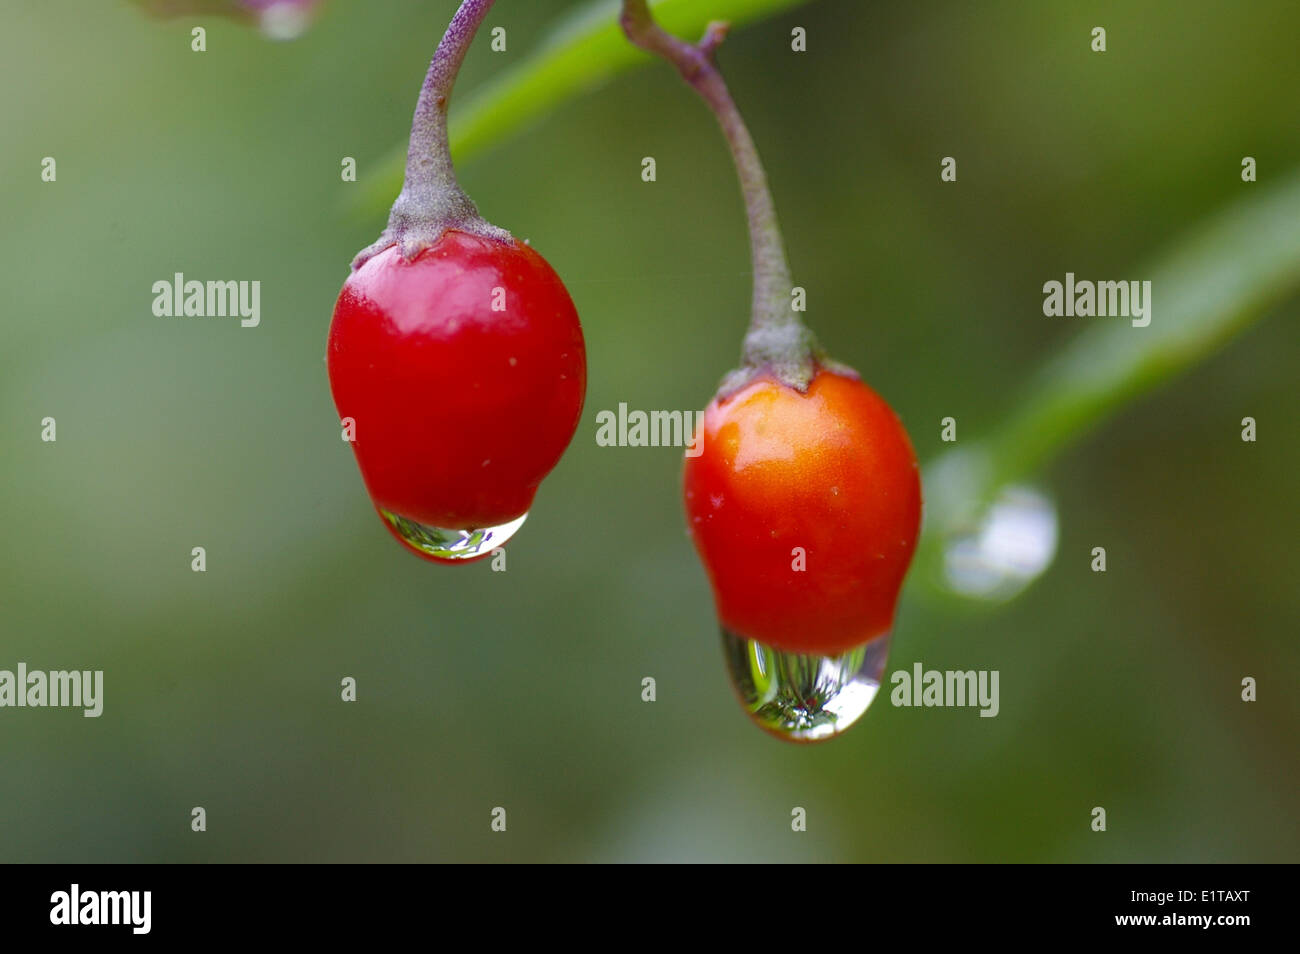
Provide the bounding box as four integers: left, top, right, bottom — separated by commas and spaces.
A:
917, 169, 1300, 563
984, 175, 1300, 488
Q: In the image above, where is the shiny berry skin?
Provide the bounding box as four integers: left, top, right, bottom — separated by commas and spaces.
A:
328, 229, 586, 561
683, 367, 922, 656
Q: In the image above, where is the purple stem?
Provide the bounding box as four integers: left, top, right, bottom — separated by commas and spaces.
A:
354, 0, 509, 268
620, 0, 816, 387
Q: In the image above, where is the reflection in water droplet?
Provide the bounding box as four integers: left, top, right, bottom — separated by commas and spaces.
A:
942, 485, 1057, 601
379, 509, 527, 560
722, 629, 890, 742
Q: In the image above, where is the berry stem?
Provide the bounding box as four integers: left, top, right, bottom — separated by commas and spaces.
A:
619, 0, 820, 391
354, 0, 510, 269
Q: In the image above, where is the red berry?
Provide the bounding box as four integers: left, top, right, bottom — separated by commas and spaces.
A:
328, 229, 586, 562
683, 367, 921, 656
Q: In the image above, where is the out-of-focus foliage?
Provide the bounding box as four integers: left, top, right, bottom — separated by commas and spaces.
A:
916, 170, 1300, 593
2, 0, 1297, 862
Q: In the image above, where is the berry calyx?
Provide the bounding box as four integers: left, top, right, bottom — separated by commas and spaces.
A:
684, 367, 921, 656
328, 0, 586, 562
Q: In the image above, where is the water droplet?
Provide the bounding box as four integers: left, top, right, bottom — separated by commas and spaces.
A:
258, 3, 314, 41
942, 485, 1057, 601
379, 509, 527, 560
722, 628, 890, 742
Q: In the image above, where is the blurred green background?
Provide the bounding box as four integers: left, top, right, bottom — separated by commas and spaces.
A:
2, 0, 1296, 862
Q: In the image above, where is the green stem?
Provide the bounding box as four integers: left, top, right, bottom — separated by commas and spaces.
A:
620, 0, 818, 390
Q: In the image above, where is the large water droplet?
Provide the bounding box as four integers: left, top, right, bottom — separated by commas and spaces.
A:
942, 485, 1058, 601
379, 509, 527, 560
722, 629, 890, 742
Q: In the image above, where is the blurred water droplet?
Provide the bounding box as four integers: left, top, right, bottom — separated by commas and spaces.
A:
257, 1, 316, 40
942, 485, 1057, 601
379, 509, 526, 560
722, 629, 890, 742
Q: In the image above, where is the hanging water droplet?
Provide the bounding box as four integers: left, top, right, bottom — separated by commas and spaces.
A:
942, 485, 1057, 601
722, 629, 891, 742
379, 508, 527, 560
